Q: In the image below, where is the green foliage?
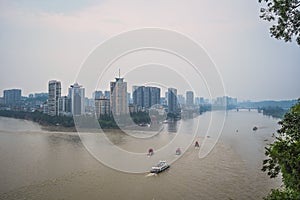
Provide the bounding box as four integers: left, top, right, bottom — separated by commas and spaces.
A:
259, 0, 300, 45
264, 188, 300, 200
0, 110, 74, 127
0, 110, 155, 130
262, 100, 300, 199
98, 114, 118, 129
167, 112, 180, 119
130, 111, 151, 124
98, 112, 151, 129
261, 106, 287, 118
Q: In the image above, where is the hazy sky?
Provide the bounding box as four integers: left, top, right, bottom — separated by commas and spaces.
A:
0, 0, 299, 101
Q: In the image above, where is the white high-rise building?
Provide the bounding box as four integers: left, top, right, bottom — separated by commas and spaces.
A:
69, 83, 85, 116
48, 80, 61, 116
110, 77, 128, 115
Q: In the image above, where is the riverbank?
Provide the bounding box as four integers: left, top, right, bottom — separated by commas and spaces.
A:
0, 110, 158, 132
41, 125, 77, 132
0, 110, 166, 133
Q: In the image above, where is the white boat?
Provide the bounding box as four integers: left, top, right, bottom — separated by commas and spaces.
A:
150, 160, 170, 173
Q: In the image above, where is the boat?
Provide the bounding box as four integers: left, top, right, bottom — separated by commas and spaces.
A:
139, 123, 150, 127
175, 148, 181, 155
195, 141, 200, 148
253, 126, 258, 131
150, 160, 170, 173
147, 148, 154, 156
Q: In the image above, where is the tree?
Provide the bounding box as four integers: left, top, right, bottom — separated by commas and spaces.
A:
262, 100, 300, 199
259, 0, 300, 46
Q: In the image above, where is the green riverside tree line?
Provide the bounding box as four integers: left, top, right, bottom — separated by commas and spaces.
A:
0, 110, 151, 129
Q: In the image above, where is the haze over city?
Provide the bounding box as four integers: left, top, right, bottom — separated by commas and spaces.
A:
1, 1, 300, 200
0, 0, 299, 101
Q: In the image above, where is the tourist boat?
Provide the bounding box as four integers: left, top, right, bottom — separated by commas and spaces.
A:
150, 160, 170, 173
175, 148, 181, 155
147, 148, 154, 156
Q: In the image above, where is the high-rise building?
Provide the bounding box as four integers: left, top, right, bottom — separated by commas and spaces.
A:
132, 86, 160, 109
195, 97, 204, 105
214, 96, 237, 109
110, 77, 128, 115
48, 80, 61, 116
133, 86, 143, 108
143, 87, 151, 108
104, 91, 110, 99
168, 88, 178, 113
186, 91, 194, 106
0, 97, 4, 105
127, 92, 131, 104
59, 96, 71, 115
160, 97, 167, 106
95, 98, 110, 118
69, 83, 85, 116
150, 87, 160, 106
3, 89, 21, 106
165, 91, 168, 105
177, 94, 185, 106
93, 91, 103, 99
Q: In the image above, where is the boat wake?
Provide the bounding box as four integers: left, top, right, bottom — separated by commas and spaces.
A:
145, 173, 157, 177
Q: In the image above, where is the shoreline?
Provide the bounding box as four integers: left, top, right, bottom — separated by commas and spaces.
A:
41, 125, 77, 132
0, 116, 166, 133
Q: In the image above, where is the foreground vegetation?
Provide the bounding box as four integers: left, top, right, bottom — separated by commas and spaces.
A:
262, 100, 300, 199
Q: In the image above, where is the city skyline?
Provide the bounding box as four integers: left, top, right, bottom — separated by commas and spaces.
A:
0, 0, 299, 101
0, 78, 241, 105
0, 79, 298, 102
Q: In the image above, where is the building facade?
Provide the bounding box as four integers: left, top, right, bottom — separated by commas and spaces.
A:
68, 83, 85, 116
150, 87, 160, 107
93, 91, 103, 99
104, 91, 110, 99
168, 88, 178, 113
110, 78, 128, 115
0, 97, 4, 105
95, 98, 110, 119
214, 96, 238, 109
132, 86, 160, 110
3, 89, 21, 106
195, 97, 204, 105
177, 94, 185, 106
58, 96, 71, 115
48, 80, 61, 116
186, 91, 194, 106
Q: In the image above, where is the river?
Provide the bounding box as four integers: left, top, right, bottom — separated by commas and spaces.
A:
0, 110, 281, 200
